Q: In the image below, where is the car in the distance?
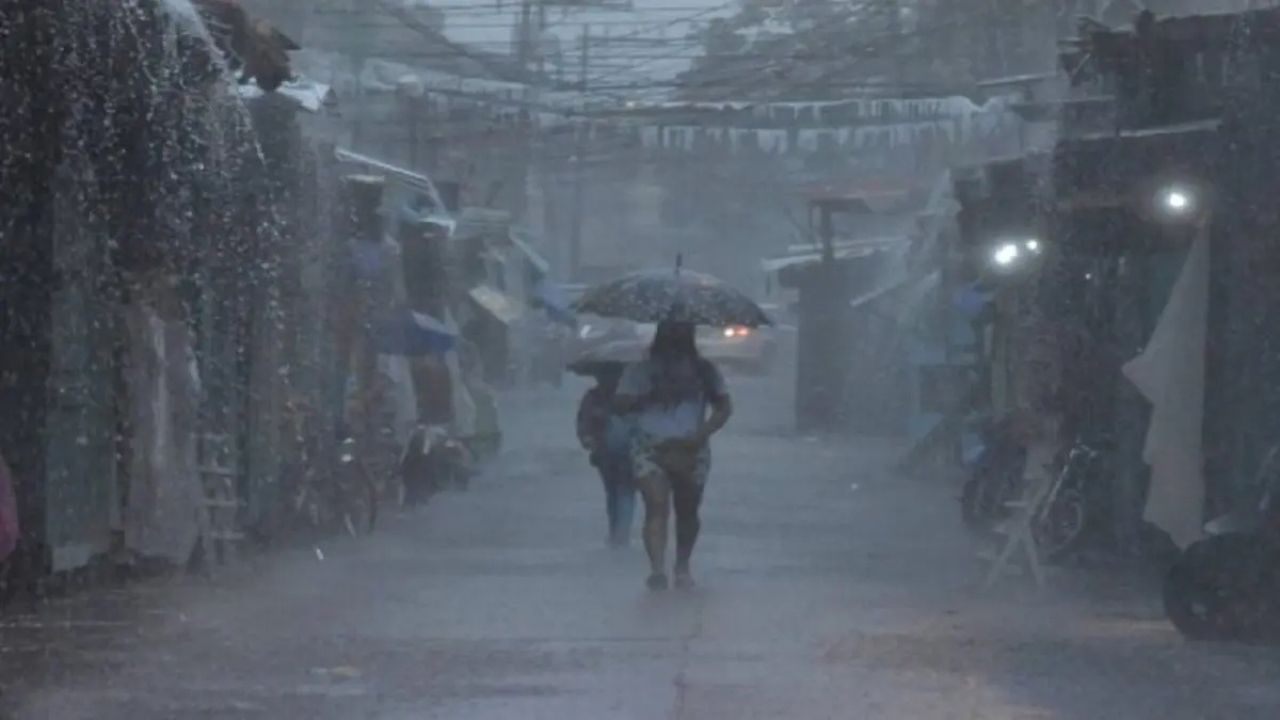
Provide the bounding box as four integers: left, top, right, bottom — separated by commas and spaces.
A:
696, 323, 779, 374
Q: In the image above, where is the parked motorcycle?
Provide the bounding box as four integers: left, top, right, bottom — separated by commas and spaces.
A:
962, 415, 1105, 562
288, 425, 378, 539
1032, 438, 1106, 562
400, 424, 475, 506
332, 434, 379, 536
1163, 445, 1280, 641
961, 415, 1027, 529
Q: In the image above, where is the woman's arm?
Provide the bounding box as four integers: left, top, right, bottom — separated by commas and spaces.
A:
693, 393, 732, 444
576, 391, 602, 451
613, 362, 648, 414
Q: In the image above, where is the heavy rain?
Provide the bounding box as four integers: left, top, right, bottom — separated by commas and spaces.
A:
3, 0, 1280, 718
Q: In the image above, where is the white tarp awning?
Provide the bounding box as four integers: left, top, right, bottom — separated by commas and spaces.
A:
236, 77, 333, 113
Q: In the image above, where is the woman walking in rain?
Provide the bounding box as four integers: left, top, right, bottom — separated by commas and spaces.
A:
617, 320, 733, 590
576, 364, 637, 547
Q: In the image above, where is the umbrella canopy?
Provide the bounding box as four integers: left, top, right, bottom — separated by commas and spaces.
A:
573, 266, 771, 327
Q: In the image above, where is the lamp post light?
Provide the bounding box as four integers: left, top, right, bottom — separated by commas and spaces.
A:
988, 236, 1045, 274
1148, 181, 1210, 226
1159, 185, 1195, 217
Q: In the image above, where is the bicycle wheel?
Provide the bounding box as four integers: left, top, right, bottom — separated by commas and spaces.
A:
337, 461, 378, 537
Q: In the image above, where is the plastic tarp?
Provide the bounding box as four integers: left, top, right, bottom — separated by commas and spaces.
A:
373, 308, 456, 356
953, 283, 994, 319
0, 450, 18, 563
236, 77, 333, 113
123, 303, 205, 563
1122, 227, 1210, 549
508, 230, 551, 276
334, 148, 454, 233
442, 311, 477, 438
534, 280, 577, 328
469, 285, 523, 325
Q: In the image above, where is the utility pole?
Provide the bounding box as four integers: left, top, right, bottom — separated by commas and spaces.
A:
405, 92, 420, 170
518, 0, 532, 67
568, 23, 589, 279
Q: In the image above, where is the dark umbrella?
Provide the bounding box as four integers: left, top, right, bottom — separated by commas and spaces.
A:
572, 258, 771, 327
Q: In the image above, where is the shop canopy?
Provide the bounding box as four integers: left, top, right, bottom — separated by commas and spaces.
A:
849, 271, 941, 324
334, 147, 454, 231
760, 237, 900, 274
1053, 120, 1221, 211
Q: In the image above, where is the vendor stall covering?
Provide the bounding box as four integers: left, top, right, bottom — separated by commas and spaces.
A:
123, 303, 206, 563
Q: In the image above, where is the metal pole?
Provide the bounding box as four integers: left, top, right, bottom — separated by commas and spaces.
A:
819, 203, 835, 263
406, 93, 420, 170
568, 24, 589, 279
518, 0, 532, 67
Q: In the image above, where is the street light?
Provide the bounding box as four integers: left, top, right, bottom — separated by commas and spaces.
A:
1154, 183, 1203, 221
1165, 189, 1190, 211
992, 242, 1021, 268
991, 237, 1043, 265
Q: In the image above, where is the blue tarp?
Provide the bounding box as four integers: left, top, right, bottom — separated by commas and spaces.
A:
374, 309, 456, 356
535, 281, 577, 328
952, 282, 993, 319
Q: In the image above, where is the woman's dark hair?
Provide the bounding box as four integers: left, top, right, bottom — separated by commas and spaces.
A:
650, 320, 698, 360
597, 364, 623, 389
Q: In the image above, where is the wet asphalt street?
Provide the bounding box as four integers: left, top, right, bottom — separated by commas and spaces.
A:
5, 367, 1280, 719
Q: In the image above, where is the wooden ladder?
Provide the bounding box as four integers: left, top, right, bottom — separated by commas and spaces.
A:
198, 432, 244, 568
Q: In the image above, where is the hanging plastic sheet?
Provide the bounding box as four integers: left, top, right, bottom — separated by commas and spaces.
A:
441, 311, 477, 439
123, 303, 205, 564
534, 280, 577, 328
468, 285, 524, 325
0, 450, 18, 563
373, 308, 456, 357
952, 283, 994, 320
1122, 227, 1210, 548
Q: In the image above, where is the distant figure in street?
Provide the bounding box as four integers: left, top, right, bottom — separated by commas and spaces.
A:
576, 365, 637, 547
616, 320, 733, 590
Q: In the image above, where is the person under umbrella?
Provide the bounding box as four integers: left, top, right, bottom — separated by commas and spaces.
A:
573, 360, 638, 548
616, 320, 733, 590
573, 259, 763, 589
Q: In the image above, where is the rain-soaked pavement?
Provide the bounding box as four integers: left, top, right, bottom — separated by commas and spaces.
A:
4, 367, 1280, 719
